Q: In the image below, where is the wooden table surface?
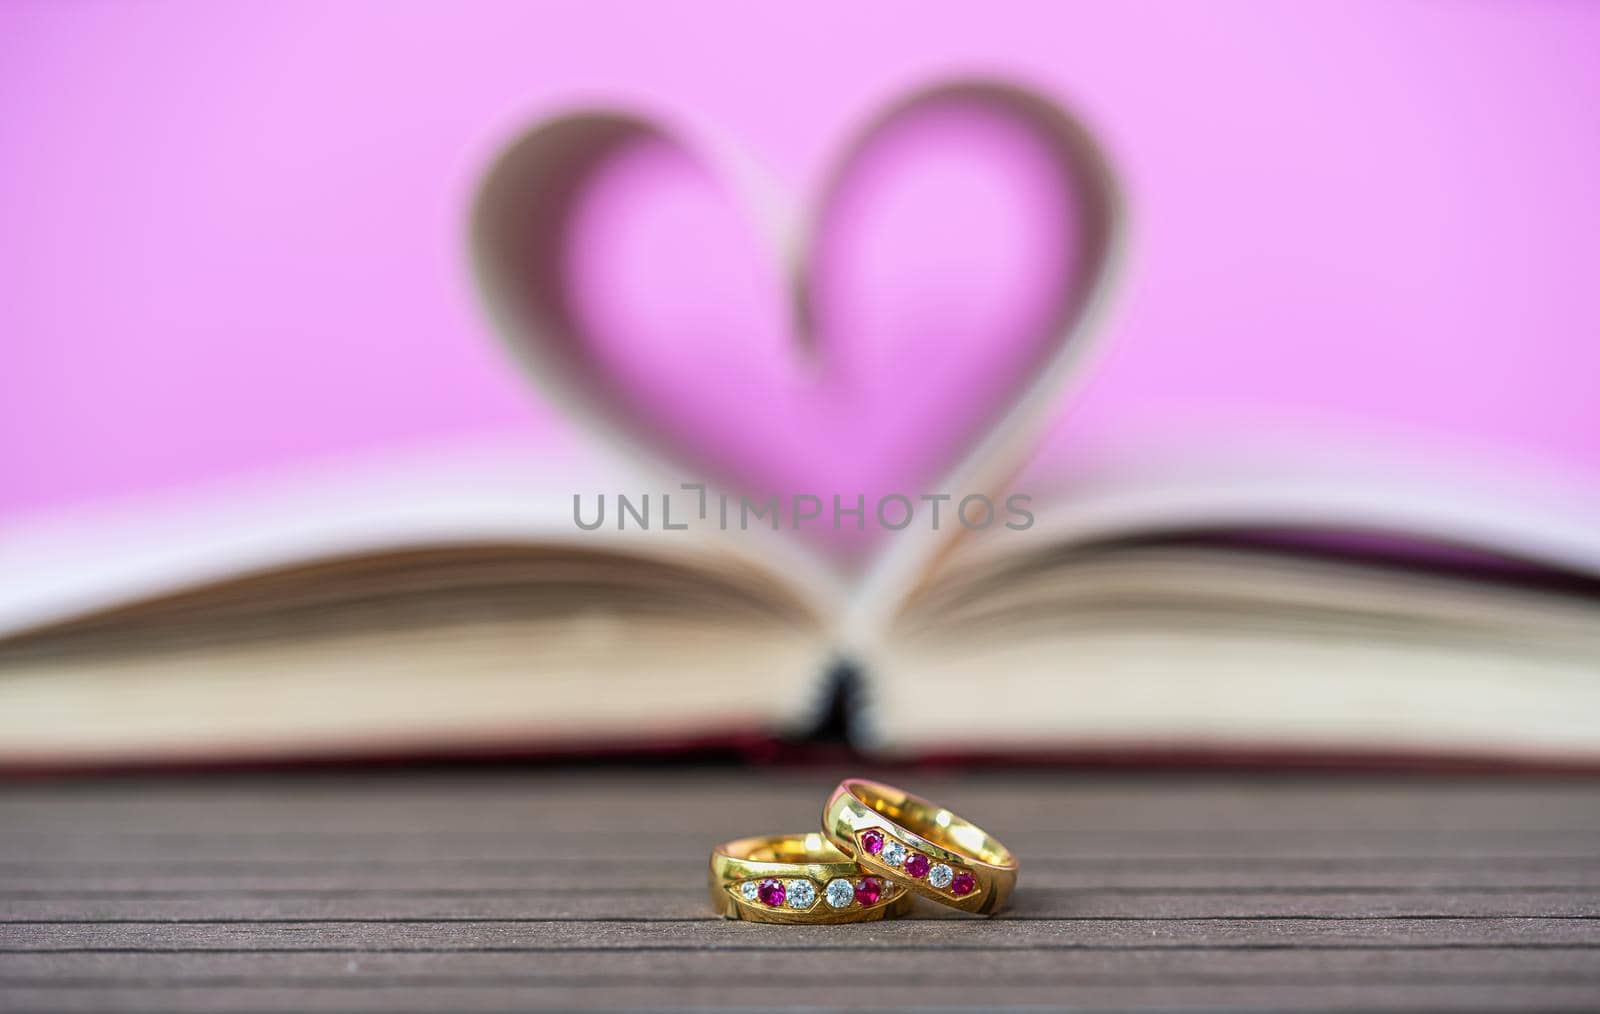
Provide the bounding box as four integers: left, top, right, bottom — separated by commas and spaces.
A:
1, 768, 1598, 1011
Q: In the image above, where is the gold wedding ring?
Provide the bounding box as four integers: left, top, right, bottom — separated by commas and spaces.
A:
823, 778, 1017, 915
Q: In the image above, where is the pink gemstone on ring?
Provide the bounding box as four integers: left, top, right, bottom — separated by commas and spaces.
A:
854, 876, 883, 906
860, 829, 885, 855
950, 871, 977, 896
904, 852, 930, 879
756, 878, 786, 906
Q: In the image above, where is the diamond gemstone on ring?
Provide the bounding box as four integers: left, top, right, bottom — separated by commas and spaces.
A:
740, 881, 760, 901
927, 863, 954, 889
785, 879, 816, 909
824, 878, 855, 909
881, 840, 907, 866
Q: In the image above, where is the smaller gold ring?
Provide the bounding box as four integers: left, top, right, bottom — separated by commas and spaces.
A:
822, 779, 1017, 915
708, 831, 914, 923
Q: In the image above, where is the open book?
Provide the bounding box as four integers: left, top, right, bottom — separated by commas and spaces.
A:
6, 79, 1600, 770
4, 439, 1600, 770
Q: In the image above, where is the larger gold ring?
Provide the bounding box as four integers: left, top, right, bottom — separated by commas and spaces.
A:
822, 778, 1018, 915
708, 831, 914, 923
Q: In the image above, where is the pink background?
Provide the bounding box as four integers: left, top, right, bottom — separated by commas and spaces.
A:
4, 1, 1599, 523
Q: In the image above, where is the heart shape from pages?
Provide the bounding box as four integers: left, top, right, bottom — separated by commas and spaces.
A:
473, 80, 1124, 581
